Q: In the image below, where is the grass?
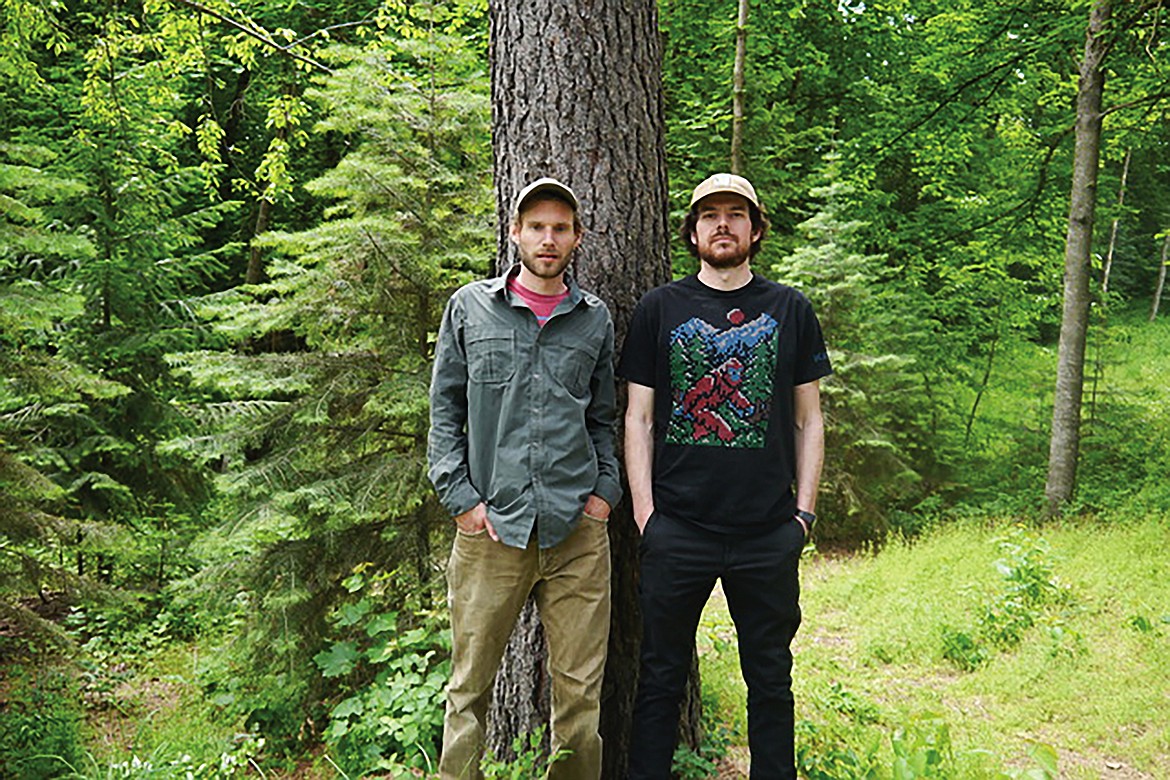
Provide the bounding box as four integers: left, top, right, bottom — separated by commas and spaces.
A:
697, 515, 1170, 778
79, 641, 261, 775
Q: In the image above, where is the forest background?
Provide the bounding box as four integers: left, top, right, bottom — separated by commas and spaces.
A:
2, 0, 1168, 777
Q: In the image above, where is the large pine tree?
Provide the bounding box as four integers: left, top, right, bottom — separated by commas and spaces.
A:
486, 0, 672, 773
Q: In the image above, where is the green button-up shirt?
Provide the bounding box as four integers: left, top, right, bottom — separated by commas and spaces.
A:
427, 266, 622, 549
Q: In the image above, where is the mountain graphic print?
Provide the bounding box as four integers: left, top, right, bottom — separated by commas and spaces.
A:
666, 307, 779, 448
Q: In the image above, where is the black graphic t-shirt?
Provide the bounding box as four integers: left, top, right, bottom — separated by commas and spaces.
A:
618, 274, 832, 535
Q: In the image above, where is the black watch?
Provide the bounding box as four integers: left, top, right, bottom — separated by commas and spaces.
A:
795, 510, 816, 531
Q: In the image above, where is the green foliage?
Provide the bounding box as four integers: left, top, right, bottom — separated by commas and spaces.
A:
315, 567, 450, 775
1, 0, 1169, 775
890, 716, 954, 779
939, 526, 1075, 669
479, 726, 569, 780
63, 736, 264, 780
939, 627, 987, 672
794, 696, 1062, 780
0, 665, 85, 779
796, 716, 881, 780
773, 164, 928, 543
158, 12, 491, 747
671, 688, 732, 780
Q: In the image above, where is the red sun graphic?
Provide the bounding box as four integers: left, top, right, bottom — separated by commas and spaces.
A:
727, 308, 745, 326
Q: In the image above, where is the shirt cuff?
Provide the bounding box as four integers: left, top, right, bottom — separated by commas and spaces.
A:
439, 483, 483, 518
592, 477, 623, 513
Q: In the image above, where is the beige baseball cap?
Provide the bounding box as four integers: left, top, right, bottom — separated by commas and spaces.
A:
689, 173, 760, 209
512, 177, 580, 218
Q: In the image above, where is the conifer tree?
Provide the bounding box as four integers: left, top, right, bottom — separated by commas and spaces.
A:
0, 141, 128, 648
772, 163, 927, 542
164, 17, 492, 742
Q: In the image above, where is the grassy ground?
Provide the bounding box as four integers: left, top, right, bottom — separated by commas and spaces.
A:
71, 519, 1169, 779
69, 307, 1170, 776
697, 515, 1170, 779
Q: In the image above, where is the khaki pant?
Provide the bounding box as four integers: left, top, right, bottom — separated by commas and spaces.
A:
440, 515, 611, 780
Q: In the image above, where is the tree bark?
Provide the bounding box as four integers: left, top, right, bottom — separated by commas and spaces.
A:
488, 0, 672, 775
1045, 1, 1111, 517
730, 0, 749, 174
1152, 232, 1169, 321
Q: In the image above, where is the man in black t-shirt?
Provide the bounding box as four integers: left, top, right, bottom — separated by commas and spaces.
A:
619, 174, 832, 779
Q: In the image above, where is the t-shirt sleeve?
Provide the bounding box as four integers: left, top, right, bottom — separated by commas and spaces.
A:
617, 295, 658, 388
793, 293, 833, 385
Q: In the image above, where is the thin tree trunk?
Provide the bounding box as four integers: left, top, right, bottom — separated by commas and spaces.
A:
488, 0, 671, 774
730, 0, 749, 174
245, 192, 274, 285
1045, 1, 1111, 517
1151, 233, 1168, 321
1100, 148, 1130, 299
964, 327, 999, 447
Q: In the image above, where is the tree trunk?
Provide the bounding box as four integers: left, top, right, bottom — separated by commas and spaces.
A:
488, 0, 672, 775
730, 0, 749, 174
1044, 1, 1111, 518
1100, 147, 1130, 299
245, 167, 277, 285
1151, 233, 1168, 322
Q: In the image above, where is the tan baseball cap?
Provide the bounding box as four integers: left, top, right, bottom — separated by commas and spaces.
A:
512, 177, 580, 218
689, 173, 760, 209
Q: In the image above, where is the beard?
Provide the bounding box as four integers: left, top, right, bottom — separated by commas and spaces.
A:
519, 250, 573, 280
699, 244, 751, 269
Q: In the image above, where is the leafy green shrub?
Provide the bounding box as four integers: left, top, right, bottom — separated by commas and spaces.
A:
316, 567, 450, 775
480, 726, 568, 779
817, 680, 881, 725
796, 681, 885, 778
940, 627, 988, 671
796, 718, 881, 780
0, 665, 85, 779
890, 716, 954, 779
671, 688, 732, 780
940, 527, 1075, 669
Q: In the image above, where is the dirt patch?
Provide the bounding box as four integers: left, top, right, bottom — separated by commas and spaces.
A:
714, 746, 750, 778
85, 673, 187, 757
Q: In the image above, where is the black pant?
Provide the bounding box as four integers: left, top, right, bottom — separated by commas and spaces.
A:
627, 512, 804, 779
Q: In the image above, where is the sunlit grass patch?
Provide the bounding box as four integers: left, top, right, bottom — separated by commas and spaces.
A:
697, 516, 1170, 778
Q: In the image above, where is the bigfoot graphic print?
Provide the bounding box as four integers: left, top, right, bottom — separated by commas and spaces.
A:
667, 308, 777, 448
617, 274, 831, 533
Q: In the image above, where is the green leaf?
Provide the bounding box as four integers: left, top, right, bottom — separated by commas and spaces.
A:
314, 641, 359, 677
365, 611, 398, 637
331, 695, 364, 720
335, 599, 372, 627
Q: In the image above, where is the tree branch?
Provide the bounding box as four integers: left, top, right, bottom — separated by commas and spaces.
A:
166, 0, 333, 74
1101, 90, 1170, 118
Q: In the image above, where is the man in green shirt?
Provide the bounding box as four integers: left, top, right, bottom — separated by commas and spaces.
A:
428, 177, 621, 780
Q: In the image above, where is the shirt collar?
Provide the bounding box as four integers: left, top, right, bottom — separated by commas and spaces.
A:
489, 264, 584, 307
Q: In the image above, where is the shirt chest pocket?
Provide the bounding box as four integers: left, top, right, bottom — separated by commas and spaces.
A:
466, 333, 516, 384
546, 341, 597, 397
